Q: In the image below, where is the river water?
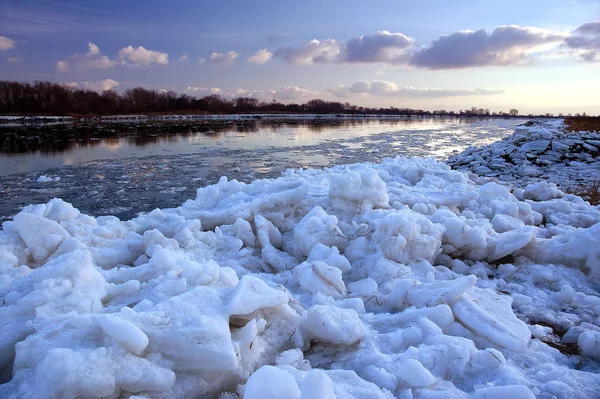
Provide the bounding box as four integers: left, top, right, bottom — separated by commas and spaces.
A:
0, 116, 526, 221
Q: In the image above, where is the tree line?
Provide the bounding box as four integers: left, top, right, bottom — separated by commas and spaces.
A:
0, 80, 593, 118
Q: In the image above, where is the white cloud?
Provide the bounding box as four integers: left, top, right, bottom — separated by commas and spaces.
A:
329, 80, 503, 98
267, 86, 316, 101
344, 31, 413, 64
56, 60, 69, 72
7, 57, 22, 64
185, 87, 223, 96
209, 51, 239, 65
274, 31, 414, 65
0, 36, 16, 51
247, 49, 273, 64
411, 25, 567, 69
57, 43, 169, 72
275, 39, 343, 65
118, 45, 169, 67
177, 54, 189, 63
66, 79, 120, 92
87, 42, 100, 56
56, 43, 117, 72
198, 57, 206, 64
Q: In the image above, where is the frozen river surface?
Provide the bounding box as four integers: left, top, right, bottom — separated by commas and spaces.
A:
0, 117, 526, 221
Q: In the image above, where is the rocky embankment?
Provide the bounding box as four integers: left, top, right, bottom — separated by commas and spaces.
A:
447, 119, 600, 190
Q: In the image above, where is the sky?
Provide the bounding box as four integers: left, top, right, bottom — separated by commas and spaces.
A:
0, 0, 599, 114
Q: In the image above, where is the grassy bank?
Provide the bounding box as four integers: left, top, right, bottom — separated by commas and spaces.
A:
564, 116, 600, 132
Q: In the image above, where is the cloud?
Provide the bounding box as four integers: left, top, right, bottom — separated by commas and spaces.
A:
329, 80, 503, 98
275, 39, 344, 65
177, 54, 189, 64
247, 49, 273, 64
565, 20, 600, 62
87, 42, 100, 56
57, 42, 169, 71
209, 51, 239, 65
66, 78, 119, 92
185, 87, 223, 96
56, 42, 117, 71
267, 86, 316, 101
411, 25, 566, 69
0, 36, 16, 51
274, 31, 414, 65
185, 85, 317, 101
344, 31, 413, 64
198, 57, 206, 64
7, 57, 22, 64
118, 45, 169, 67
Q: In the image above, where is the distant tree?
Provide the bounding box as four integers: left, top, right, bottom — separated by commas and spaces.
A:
509, 109, 519, 116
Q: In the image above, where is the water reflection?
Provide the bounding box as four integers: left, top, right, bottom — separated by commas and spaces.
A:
0, 117, 474, 154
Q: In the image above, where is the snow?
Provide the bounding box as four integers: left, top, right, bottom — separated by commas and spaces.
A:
1, 120, 600, 398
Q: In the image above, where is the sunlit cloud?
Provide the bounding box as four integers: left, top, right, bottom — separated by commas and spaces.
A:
56, 42, 169, 71
0, 36, 16, 51
65, 78, 120, 92
56, 42, 117, 71
247, 49, 273, 64
118, 45, 169, 67
177, 54, 189, 63
209, 51, 239, 65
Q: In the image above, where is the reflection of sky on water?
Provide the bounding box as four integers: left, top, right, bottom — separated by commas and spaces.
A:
1, 118, 525, 176
0, 117, 528, 221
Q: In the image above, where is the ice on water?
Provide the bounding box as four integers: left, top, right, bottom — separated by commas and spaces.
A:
1, 121, 600, 398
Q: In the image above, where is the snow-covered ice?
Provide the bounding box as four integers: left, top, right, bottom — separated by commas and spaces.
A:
1, 121, 600, 398
448, 119, 600, 189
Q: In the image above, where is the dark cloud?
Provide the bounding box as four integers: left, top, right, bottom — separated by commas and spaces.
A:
410, 25, 565, 69
565, 21, 600, 62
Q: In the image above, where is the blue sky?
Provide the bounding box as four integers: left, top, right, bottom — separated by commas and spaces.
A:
1, 0, 599, 114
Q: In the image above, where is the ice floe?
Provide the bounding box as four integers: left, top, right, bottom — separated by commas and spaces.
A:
0, 121, 599, 398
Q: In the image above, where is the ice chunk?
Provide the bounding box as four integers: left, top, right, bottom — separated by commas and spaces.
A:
307, 243, 351, 272
295, 261, 346, 298
406, 275, 476, 308
347, 278, 378, 296
472, 385, 535, 399
489, 226, 536, 262
397, 358, 436, 387
254, 214, 282, 249
228, 275, 289, 316
491, 214, 525, 233
578, 330, 600, 360
451, 288, 531, 352
97, 314, 149, 356
300, 369, 336, 399
12, 212, 71, 263
36, 175, 60, 183
329, 167, 389, 212
144, 286, 239, 371
294, 206, 346, 257
245, 365, 301, 399
304, 305, 364, 345
371, 209, 443, 264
